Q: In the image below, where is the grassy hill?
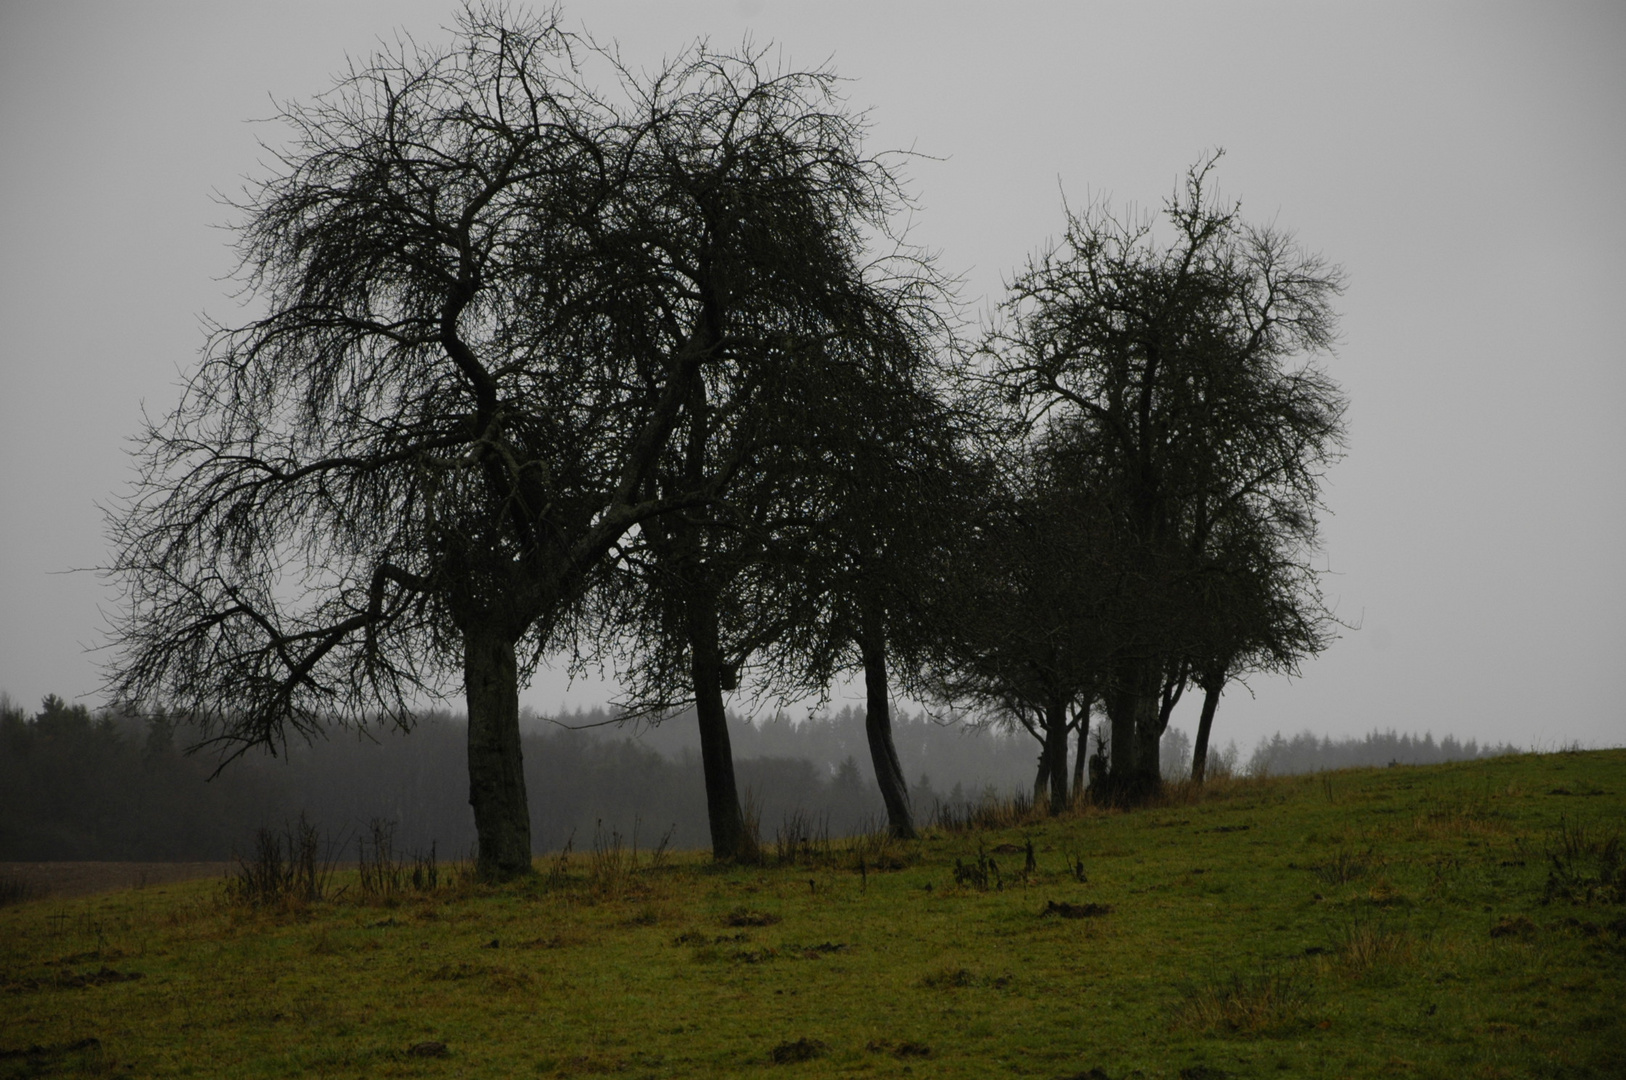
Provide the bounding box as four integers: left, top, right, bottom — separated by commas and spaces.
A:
2, 749, 1622, 1078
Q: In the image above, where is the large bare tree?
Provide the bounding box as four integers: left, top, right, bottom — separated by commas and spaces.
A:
987, 153, 1347, 803
104, 9, 925, 876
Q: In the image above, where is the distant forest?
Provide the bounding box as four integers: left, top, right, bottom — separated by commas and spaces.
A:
1, 693, 1521, 863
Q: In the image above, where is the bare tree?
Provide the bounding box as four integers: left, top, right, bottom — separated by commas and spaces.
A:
987, 152, 1347, 803
568, 41, 951, 859
105, 9, 913, 877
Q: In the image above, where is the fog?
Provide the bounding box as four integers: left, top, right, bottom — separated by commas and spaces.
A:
2, 3, 1622, 755
1, 696, 1518, 862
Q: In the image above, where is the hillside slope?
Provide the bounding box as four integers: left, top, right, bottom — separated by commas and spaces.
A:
2, 749, 1621, 1078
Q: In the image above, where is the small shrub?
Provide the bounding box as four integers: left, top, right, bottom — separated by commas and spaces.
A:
228, 813, 334, 907
1206, 741, 1240, 781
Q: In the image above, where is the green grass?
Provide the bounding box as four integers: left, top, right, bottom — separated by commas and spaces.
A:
3, 749, 1623, 1078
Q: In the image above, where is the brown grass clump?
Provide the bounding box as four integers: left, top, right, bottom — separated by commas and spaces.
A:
1542, 817, 1624, 905
929, 790, 1047, 832
1313, 848, 1375, 886
1176, 967, 1317, 1035
1339, 918, 1413, 973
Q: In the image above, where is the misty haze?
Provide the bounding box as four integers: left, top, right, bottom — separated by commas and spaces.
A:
1, 4, 1621, 1077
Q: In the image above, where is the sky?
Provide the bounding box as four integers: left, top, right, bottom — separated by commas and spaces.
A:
2, 2, 1622, 755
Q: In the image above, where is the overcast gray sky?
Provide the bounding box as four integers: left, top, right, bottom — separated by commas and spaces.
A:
2, 2, 1621, 754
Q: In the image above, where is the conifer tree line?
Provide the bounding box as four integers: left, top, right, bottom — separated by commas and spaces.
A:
103, 6, 1347, 879
1, 694, 1518, 864
0, 696, 1041, 861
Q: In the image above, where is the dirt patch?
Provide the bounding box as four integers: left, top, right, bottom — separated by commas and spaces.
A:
0, 1038, 103, 1065
407, 1041, 450, 1058
1043, 900, 1114, 919
770, 1038, 827, 1064
5, 968, 144, 992
722, 907, 780, 927
0, 861, 234, 901
1490, 914, 1537, 939
867, 1039, 930, 1058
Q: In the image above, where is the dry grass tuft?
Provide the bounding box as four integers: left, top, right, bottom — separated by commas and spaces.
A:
1339, 918, 1413, 972
1314, 847, 1375, 886
929, 791, 1044, 833
1176, 966, 1317, 1035
1542, 817, 1624, 905
0, 869, 37, 908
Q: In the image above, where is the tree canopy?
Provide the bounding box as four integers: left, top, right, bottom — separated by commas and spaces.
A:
105, 6, 944, 876
982, 152, 1346, 802
105, 7, 1350, 867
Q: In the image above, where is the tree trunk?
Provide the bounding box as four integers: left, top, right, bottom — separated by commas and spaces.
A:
464, 627, 533, 881
689, 591, 749, 860
859, 626, 915, 839
1102, 675, 1139, 805
1106, 685, 1138, 784
1191, 678, 1223, 784
1133, 689, 1163, 796
1072, 699, 1090, 797
1032, 750, 1051, 808
1042, 695, 1071, 815
1104, 661, 1162, 805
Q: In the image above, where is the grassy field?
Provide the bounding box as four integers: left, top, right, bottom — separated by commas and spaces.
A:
2, 749, 1622, 1079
